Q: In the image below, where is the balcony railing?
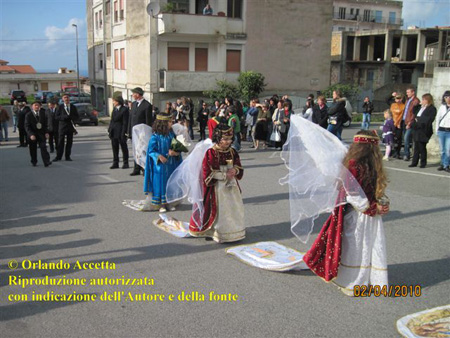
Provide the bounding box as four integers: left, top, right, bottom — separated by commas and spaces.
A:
333, 11, 403, 26
157, 12, 228, 36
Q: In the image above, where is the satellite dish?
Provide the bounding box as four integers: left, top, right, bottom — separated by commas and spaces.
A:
147, 2, 161, 17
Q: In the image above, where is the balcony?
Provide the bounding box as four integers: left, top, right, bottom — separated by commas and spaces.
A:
333, 12, 403, 26
159, 71, 239, 92
157, 13, 228, 36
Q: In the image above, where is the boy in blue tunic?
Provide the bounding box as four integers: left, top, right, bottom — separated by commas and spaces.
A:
144, 112, 182, 212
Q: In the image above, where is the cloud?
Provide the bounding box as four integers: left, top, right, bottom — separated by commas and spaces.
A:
45, 18, 85, 46
402, 0, 449, 27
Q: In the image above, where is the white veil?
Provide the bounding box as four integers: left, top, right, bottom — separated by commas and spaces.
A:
279, 115, 368, 244
166, 139, 213, 230
132, 124, 153, 169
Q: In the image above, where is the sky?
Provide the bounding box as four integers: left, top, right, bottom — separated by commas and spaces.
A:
0, 0, 449, 75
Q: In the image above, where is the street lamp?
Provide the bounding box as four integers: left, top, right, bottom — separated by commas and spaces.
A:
72, 23, 80, 101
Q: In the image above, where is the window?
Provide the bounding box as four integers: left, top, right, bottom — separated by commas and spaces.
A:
114, 49, 119, 69
226, 50, 241, 72
107, 43, 111, 57
227, 0, 242, 19
389, 12, 396, 24
95, 12, 98, 30
339, 7, 346, 20
367, 70, 374, 82
195, 48, 208, 71
363, 9, 371, 22
99, 53, 103, 70
168, 47, 189, 71
99, 10, 103, 28
120, 48, 125, 70
119, 0, 124, 20
114, 1, 118, 23
41, 83, 49, 91
338, 27, 346, 31
375, 10, 382, 23
169, 0, 189, 13
105, 1, 110, 15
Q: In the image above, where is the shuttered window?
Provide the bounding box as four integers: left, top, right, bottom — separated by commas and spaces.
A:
226, 50, 241, 72
168, 47, 189, 71
195, 48, 208, 71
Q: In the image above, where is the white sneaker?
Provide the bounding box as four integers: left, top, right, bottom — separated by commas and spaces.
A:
383, 156, 389, 161
169, 206, 176, 211
159, 207, 167, 213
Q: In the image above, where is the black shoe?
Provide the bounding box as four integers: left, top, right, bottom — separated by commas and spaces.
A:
437, 165, 445, 171
65, 158, 72, 161
408, 164, 417, 168
122, 163, 130, 169
32, 163, 37, 167
110, 164, 119, 169
50, 149, 54, 153
445, 167, 450, 173
130, 171, 141, 176
420, 164, 426, 168
53, 157, 60, 162
44, 161, 52, 167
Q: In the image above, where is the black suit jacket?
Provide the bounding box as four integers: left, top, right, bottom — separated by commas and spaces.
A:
108, 105, 129, 139
24, 108, 48, 141
128, 99, 152, 136
45, 107, 59, 133
56, 103, 79, 134
411, 105, 437, 143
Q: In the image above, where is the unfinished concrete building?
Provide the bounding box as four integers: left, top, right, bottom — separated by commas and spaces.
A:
331, 27, 450, 111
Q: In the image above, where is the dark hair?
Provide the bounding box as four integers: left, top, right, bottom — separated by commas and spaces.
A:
308, 93, 314, 100
152, 118, 171, 136
406, 86, 416, 92
442, 90, 450, 104
32, 101, 42, 106
225, 96, 234, 106
212, 123, 234, 144
422, 93, 434, 106
226, 105, 236, 114
306, 99, 313, 108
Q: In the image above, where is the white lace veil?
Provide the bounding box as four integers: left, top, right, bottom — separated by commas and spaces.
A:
132, 124, 152, 169
166, 139, 213, 230
279, 115, 367, 244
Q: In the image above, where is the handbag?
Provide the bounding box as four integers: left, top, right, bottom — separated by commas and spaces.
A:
270, 125, 281, 142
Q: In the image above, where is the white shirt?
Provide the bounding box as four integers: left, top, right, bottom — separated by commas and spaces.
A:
436, 104, 450, 132
416, 106, 426, 117
136, 98, 144, 107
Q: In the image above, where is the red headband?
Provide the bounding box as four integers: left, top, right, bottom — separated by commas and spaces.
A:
353, 134, 379, 145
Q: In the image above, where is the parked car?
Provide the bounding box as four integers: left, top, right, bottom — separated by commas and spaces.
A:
326, 98, 353, 127
10, 90, 27, 105
34, 91, 53, 103
59, 93, 91, 105
73, 103, 98, 126
45, 92, 61, 102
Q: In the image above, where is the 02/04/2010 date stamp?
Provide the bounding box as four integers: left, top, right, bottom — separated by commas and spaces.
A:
353, 285, 422, 297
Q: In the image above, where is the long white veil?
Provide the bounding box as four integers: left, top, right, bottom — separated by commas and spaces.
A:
279, 115, 367, 244
166, 139, 213, 229
132, 124, 152, 169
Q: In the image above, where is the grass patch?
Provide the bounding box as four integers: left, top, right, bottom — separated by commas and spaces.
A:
0, 95, 35, 105
352, 113, 384, 123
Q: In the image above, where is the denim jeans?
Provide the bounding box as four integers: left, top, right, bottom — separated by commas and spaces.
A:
232, 132, 241, 151
13, 115, 17, 132
327, 123, 343, 140
361, 113, 371, 130
437, 130, 450, 168
0, 122, 8, 141
404, 128, 412, 158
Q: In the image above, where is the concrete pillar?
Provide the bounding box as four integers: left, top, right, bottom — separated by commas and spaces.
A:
416, 33, 426, 61
399, 35, 407, 61
353, 37, 361, 61
437, 30, 444, 60
367, 35, 375, 61
189, 42, 195, 71
384, 31, 393, 61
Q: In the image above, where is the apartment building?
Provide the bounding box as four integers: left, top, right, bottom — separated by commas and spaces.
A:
333, 0, 402, 32
87, 0, 332, 112
331, 27, 449, 111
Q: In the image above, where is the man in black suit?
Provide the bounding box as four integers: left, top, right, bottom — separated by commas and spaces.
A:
108, 92, 129, 169
17, 102, 30, 147
46, 98, 59, 153
128, 87, 152, 176
24, 101, 51, 167
54, 94, 78, 161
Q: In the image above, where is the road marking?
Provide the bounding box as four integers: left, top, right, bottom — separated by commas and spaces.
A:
385, 166, 450, 179
56, 163, 119, 183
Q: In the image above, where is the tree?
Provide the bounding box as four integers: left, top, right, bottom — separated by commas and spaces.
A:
203, 80, 240, 102
238, 71, 266, 103
322, 83, 359, 100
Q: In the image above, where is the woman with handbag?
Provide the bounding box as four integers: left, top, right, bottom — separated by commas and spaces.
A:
408, 93, 437, 168
253, 103, 270, 150
271, 100, 284, 149
280, 101, 292, 146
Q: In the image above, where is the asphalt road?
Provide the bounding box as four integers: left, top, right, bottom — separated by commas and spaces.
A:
0, 122, 449, 338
